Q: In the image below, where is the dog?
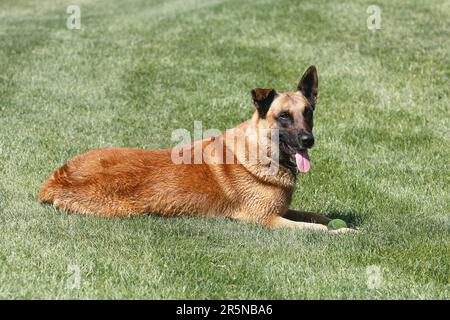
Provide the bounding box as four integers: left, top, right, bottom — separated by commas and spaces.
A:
39, 66, 354, 233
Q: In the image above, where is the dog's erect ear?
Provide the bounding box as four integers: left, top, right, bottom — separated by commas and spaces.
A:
297, 65, 318, 109
251, 88, 277, 118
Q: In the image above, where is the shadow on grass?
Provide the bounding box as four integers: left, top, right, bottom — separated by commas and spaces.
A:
282, 210, 367, 228
41, 201, 366, 230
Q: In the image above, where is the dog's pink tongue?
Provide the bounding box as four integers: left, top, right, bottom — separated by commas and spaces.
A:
295, 151, 311, 173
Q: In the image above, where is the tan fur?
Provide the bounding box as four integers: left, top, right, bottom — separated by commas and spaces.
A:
39, 69, 355, 233
39, 116, 293, 225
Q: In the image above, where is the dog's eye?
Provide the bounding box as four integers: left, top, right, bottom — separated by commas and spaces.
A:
277, 112, 291, 120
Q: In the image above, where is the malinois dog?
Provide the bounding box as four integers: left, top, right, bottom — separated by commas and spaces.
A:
39, 66, 353, 232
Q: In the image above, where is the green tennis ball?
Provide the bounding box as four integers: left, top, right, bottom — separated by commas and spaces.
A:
328, 219, 348, 230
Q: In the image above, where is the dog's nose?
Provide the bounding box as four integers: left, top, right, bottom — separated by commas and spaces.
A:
300, 133, 315, 148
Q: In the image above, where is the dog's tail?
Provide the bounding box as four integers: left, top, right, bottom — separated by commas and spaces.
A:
38, 163, 70, 204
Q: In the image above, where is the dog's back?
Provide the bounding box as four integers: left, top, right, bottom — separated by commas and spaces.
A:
39, 142, 249, 217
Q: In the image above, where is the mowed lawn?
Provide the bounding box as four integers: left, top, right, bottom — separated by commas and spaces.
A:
0, 0, 449, 299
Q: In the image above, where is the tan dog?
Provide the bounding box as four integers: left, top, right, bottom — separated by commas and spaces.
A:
39, 66, 353, 232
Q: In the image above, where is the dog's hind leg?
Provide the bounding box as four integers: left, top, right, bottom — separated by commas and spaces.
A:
283, 209, 331, 225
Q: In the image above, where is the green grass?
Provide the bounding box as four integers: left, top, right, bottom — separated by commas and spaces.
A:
0, 0, 449, 299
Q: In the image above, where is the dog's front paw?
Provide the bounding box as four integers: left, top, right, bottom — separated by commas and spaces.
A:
329, 227, 360, 234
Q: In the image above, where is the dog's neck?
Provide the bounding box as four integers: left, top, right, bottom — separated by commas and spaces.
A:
223, 114, 296, 190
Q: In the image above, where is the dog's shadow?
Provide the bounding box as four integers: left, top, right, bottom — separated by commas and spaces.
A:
286, 210, 364, 228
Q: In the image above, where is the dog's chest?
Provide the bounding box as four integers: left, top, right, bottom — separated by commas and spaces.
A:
240, 183, 293, 215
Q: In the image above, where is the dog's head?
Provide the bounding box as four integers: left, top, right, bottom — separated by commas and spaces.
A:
251, 65, 318, 175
